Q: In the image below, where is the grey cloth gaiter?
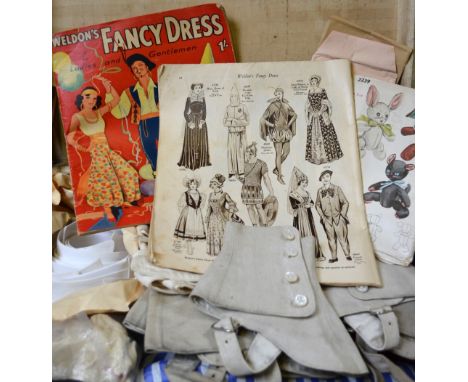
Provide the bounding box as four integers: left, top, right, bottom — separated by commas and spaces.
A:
324, 261, 415, 356
190, 223, 368, 377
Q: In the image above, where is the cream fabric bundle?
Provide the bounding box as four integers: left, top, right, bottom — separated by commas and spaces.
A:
122, 225, 202, 294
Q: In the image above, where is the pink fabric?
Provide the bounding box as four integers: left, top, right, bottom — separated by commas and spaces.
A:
312, 31, 397, 83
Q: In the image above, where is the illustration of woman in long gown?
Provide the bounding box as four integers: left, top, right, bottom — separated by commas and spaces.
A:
177, 83, 211, 170
67, 76, 141, 224
174, 175, 206, 255
205, 174, 241, 256
305, 74, 343, 165
287, 167, 325, 261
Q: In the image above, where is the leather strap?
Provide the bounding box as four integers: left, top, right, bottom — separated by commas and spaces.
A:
371, 306, 400, 351
212, 317, 281, 377
357, 337, 413, 382
255, 361, 282, 382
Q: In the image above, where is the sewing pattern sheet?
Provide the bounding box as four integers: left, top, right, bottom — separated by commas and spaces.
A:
354, 76, 415, 266
150, 60, 381, 286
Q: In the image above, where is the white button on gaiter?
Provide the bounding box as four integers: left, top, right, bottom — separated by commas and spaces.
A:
293, 294, 308, 307
283, 228, 295, 241
285, 271, 299, 283
356, 286, 369, 293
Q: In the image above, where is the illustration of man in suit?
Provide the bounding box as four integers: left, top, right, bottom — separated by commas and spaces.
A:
109, 54, 159, 178
315, 170, 351, 263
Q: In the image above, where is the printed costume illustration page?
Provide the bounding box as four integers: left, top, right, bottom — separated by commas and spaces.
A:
52, 4, 236, 234
354, 76, 415, 266
151, 60, 381, 286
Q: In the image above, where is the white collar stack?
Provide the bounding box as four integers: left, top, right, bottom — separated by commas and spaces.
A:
53, 221, 131, 302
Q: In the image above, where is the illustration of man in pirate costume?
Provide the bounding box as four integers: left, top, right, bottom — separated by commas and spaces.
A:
260, 88, 297, 185
315, 170, 351, 263
223, 85, 249, 181
241, 142, 276, 226
109, 53, 159, 178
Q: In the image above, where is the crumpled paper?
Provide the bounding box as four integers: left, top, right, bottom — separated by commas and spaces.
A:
53, 312, 138, 382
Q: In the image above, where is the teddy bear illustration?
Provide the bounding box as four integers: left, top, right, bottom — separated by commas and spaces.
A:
393, 222, 414, 255
364, 154, 414, 219
357, 85, 403, 160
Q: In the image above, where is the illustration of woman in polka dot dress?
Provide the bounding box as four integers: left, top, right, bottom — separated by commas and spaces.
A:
305, 74, 343, 165
67, 76, 141, 224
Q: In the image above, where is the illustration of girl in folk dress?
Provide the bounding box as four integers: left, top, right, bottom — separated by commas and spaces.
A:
287, 167, 325, 261
67, 76, 141, 224
177, 83, 212, 171
205, 174, 242, 256
174, 175, 206, 255
305, 74, 343, 165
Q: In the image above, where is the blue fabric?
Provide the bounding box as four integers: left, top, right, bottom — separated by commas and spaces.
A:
140, 353, 414, 382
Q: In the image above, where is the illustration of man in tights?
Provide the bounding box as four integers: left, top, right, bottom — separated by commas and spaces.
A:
260, 88, 297, 185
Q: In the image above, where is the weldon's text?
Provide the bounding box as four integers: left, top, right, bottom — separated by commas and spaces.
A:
52, 14, 224, 54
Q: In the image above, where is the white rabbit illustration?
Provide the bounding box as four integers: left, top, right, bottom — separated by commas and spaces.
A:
392, 222, 413, 255
358, 85, 403, 160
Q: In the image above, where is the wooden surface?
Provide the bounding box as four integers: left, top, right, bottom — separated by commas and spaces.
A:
53, 0, 414, 66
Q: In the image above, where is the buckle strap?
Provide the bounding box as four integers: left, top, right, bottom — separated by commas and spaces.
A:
211, 318, 239, 333
213, 317, 281, 377
371, 306, 400, 351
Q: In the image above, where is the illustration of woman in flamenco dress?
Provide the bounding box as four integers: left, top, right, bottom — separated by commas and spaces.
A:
67, 76, 141, 224
205, 174, 242, 256
177, 83, 211, 170
305, 74, 343, 165
174, 175, 206, 255
287, 167, 325, 261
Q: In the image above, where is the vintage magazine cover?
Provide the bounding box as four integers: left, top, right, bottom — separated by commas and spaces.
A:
150, 60, 381, 286
52, 3, 236, 234
354, 76, 415, 266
